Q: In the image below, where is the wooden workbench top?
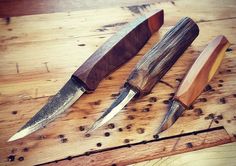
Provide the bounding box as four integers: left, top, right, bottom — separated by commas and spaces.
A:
0, 0, 236, 165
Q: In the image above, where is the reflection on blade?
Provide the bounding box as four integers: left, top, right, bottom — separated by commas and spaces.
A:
156, 100, 185, 134
87, 87, 137, 132
8, 78, 85, 142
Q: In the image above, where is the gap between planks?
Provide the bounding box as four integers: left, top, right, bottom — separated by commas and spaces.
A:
42, 127, 232, 166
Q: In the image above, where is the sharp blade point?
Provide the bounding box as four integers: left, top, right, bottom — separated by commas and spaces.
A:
89, 87, 137, 132
156, 100, 185, 134
86, 121, 100, 133
8, 78, 85, 141
8, 128, 31, 142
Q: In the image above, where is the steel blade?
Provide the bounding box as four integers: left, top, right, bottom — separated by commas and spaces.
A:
8, 78, 85, 142
87, 87, 137, 132
156, 100, 185, 134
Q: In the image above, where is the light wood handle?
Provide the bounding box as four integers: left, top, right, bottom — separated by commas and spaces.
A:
126, 17, 199, 97
175, 35, 230, 107
72, 10, 164, 91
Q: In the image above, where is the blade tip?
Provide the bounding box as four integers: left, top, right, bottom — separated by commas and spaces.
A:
86, 123, 99, 133
7, 134, 19, 142
7, 128, 31, 142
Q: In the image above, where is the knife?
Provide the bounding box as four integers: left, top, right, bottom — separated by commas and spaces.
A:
8, 10, 164, 142
88, 17, 199, 132
156, 35, 230, 134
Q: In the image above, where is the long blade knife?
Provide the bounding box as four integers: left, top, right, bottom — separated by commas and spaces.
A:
156, 35, 230, 134
88, 17, 199, 132
8, 10, 164, 142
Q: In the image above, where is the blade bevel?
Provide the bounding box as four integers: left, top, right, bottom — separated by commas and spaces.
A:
8, 78, 85, 142
87, 87, 137, 132
156, 100, 185, 134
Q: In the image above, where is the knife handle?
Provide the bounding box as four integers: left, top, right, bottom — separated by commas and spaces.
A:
72, 10, 164, 91
175, 35, 230, 107
126, 17, 199, 97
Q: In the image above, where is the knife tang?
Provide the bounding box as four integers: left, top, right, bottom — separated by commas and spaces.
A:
72, 10, 164, 92
175, 35, 230, 107
126, 17, 199, 97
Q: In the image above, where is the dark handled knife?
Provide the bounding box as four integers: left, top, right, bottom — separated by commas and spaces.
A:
156, 35, 230, 134
8, 10, 164, 142
88, 17, 199, 132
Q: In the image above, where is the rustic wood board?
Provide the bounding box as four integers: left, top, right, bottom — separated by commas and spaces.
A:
0, 0, 236, 165
130, 142, 236, 166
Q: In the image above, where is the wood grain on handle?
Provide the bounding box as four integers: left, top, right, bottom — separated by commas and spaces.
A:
126, 17, 199, 97
72, 10, 164, 91
175, 35, 230, 107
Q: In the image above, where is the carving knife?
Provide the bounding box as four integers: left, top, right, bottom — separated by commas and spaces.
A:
8, 10, 164, 142
156, 35, 230, 134
88, 17, 199, 132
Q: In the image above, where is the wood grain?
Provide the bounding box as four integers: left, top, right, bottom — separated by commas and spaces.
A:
130, 142, 236, 166
44, 128, 231, 166
73, 10, 163, 91
126, 17, 199, 96
0, 0, 168, 17
176, 35, 230, 107
0, 0, 236, 165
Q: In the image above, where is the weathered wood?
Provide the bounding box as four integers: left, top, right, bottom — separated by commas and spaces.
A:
0, 0, 236, 165
176, 35, 230, 107
0, 0, 168, 17
73, 10, 163, 91
130, 142, 236, 166
44, 128, 231, 166
126, 17, 199, 96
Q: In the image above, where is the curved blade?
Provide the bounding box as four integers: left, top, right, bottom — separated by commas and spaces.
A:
156, 100, 185, 134
8, 78, 85, 142
87, 87, 137, 132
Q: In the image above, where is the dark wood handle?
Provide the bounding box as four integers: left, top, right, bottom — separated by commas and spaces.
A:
72, 10, 164, 91
126, 17, 199, 97
175, 35, 230, 107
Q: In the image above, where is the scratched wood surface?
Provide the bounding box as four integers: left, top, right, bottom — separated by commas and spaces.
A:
0, 0, 236, 165
130, 142, 236, 166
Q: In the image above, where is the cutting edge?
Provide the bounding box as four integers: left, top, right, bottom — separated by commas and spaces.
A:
87, 87, 137, 132
8, 78, 85, 142
156, 99, 185, 134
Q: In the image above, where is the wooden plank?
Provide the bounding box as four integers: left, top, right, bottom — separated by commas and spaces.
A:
0, 0, 236, 165
0, 0, 168, 17
44, 128, 231, 166
130, 142, 236, 166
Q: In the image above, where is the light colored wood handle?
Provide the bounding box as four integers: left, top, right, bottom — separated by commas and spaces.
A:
175, 35, 230, 107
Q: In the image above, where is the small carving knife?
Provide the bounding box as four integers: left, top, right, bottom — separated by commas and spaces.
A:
88, 17, 200, 132
8, 10, 164, 142
156, 35, 230, 134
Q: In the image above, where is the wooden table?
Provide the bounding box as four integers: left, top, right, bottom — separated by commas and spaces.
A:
0, 0, 236, 165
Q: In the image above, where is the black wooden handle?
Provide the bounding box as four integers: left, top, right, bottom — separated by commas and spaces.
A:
72, 10, 164, 92
126, 17, 199, 97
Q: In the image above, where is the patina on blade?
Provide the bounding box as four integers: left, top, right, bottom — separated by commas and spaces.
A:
8, 78, 85, 142
88, 87, 137, 132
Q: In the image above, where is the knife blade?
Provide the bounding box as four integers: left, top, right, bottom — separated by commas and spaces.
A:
88, 17, 199, 132
8, 10, 164, 142
156, 35, 230, 134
